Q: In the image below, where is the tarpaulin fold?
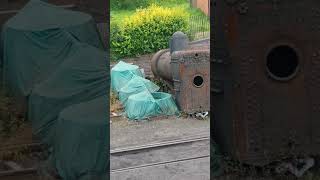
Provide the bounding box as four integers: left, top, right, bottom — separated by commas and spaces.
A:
111, 61, 178, 120
53, 96, 109, 180
28, 43, 108, 145
111, 61, 143, 92
125, 91, 178, 120
1, 0, 104, 103
0, 1, 109, 179
119, 75, 159, 104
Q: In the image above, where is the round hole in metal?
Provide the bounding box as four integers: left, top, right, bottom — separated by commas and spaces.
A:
266, 45, 299, 81
193, 75, 204, 88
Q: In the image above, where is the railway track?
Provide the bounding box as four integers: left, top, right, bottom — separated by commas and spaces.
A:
112, 155, 209, 173
0, 135, 209, 179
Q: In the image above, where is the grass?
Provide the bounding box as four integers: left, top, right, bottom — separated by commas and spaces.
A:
110, 0, 209, 60
110, 0, 209, 35
111, 1, 208, 23
110, 91, 123, 113
188, 13, 209, 40
111, 10, 135, 24
0, 90, 25, 138
0, 89, 31, 162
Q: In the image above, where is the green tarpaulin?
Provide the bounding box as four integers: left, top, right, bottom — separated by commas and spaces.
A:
28, 43, 108, 145
125, 92, 178, 120
1, 0, 104, 102
111, 61, 143, 92
0, 1, 109, 179
119, 75, 159, 104
53, 96, 108, 180
111, 61, 178, 120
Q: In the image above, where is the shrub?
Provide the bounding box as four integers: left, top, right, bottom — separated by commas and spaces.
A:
111, 5, 190, 58
111, 0, 149, 10
111, 0, 188, 10
110, 21, 122, 61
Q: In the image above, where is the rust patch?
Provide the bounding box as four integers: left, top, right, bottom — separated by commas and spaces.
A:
212, 0, 320, 165
151, 40, 210, 113
226, 7, 239, 47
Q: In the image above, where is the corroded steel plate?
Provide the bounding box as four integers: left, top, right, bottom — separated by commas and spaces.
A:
212, 0, 320, 165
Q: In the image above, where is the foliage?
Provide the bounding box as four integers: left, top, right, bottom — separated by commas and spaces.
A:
110, 21, 122, 61
111, 0, 188, 10
111, 4, 189, 58
0, 90, 25, 138
187, 14, 210, 41
150, 78, 171, 93
111, 0, 148, 10
110, 91, 122, 113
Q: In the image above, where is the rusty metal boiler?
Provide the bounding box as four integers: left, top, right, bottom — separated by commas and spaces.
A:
212, 0, 320, 165
151, 32, 210, 113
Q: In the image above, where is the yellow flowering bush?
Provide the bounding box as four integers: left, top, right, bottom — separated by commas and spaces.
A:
111, 5, 189, 57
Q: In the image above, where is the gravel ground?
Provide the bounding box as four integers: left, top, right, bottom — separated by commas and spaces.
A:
111, 139, 209, 170
111, 156, 210, 180
111, 116, 210, 180
111, 116, 210, 149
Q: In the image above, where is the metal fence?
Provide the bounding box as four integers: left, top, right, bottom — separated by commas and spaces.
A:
187, 15, 210, 41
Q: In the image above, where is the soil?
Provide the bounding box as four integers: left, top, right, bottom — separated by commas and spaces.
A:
111, 53, 155, 78
110, 115, 210, 149
0, 123, 33, 149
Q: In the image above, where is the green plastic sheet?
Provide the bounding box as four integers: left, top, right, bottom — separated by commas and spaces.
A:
125, 92, 178, 120
28, 43, 108, 145
1, 0, 104, 102
118, 75, 159, 104
53, 96, 108, 180
111, 61, 143, 92
111, 61, 178, 120
1, 1, 109, 179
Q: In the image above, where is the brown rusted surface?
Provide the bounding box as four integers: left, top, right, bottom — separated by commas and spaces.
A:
171, 49, 210, 113
151, 39, 210, 113
151, 41, 210, 83
212, 0, 320, 165
151, 49, 171, 81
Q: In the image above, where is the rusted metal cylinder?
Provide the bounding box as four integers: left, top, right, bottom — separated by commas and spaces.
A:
151, 38, 210, 82
151, 32, 190, 82
151, 37, 210, 113
150, 49, 172, 82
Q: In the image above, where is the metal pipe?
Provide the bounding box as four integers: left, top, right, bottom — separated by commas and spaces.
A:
150, 49, 172, 81
151, 38, 210, 82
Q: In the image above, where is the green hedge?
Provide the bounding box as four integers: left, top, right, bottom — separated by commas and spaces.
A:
111, 5, 189, 58
111, 0, 148, 10
111, 0, 188, 10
